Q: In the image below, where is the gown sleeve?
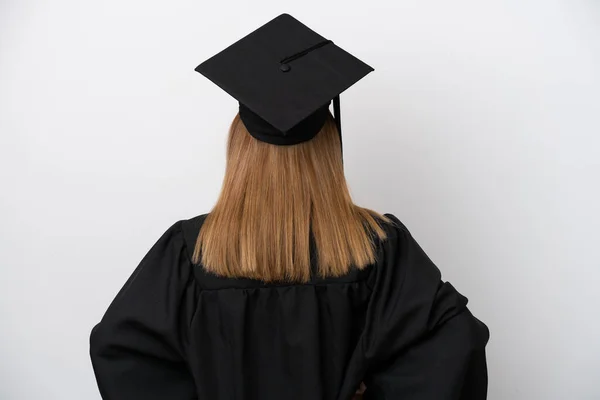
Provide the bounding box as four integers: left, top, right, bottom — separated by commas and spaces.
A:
89, 220, 198, 400
362, 214, 490, 400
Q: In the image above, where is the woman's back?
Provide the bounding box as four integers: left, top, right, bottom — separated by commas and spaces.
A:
90, 213, 489, 400
185, 214, 372, 400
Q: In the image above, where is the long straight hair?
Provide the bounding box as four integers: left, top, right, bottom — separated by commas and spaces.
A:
191, 112, 389, 282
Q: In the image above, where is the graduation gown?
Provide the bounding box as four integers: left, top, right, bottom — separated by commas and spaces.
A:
89, 213, 489, 399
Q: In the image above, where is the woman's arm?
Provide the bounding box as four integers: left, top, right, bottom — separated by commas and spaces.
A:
362, 214, 490, 399
90, 220, 198, 399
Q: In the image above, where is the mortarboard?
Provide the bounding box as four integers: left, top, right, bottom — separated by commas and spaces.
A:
195, 13, 373, 146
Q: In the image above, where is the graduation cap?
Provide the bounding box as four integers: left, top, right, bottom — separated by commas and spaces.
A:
195, 13, 373, 146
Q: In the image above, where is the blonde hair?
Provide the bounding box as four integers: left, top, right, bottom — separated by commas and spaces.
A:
191, 112, 389, 282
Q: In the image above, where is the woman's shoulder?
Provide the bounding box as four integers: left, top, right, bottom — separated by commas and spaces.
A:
373, 213, 434, 271
178, 213, 209, 254
378, 212, 412, 241
381, 212, 407, 230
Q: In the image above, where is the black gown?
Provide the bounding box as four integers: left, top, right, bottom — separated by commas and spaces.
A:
90, 213, 489, 400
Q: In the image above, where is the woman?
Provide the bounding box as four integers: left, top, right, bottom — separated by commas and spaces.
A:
90, 14, 489, 400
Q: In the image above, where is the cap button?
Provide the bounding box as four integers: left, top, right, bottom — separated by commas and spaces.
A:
280, 63, 291, 72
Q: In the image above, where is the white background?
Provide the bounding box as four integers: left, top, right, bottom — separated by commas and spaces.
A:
1, 0, 599, 399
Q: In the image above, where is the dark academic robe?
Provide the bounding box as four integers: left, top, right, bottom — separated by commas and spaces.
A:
89, 213, 489, 400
